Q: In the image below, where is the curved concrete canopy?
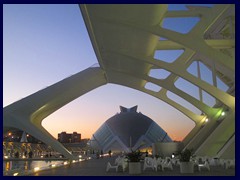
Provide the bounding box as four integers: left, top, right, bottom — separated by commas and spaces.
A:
3, 4, 235, 159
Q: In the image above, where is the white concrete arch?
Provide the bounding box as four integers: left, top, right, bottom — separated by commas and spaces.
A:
4, 67, 107, 159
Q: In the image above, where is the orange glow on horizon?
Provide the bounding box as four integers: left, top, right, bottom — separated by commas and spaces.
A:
43, 116, 190, 141
41, 88, 195, 142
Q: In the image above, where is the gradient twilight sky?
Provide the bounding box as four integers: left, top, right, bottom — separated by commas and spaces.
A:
3, 4, 227, 140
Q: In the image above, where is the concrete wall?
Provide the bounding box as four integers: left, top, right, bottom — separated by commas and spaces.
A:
152, 142, 183, 157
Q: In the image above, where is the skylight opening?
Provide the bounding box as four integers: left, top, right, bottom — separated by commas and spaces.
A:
199, 62, 213, 85
162, 17, 200, 34
217, 77, 229, 92
154, 50, 184, 63
148, 69, 171, 79
174, 78, 200, 100
174, 77, 217, 107
202, 90, 216, 107
159, 37, 168, 41
168, 4, 214, 11
144, 82, 162, 92
187, 61, 198, 77
187, 61, 213, 85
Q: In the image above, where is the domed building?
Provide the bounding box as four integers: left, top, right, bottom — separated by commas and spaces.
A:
89, 106, 172, 153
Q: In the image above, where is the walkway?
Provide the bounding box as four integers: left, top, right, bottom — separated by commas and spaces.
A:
31, 156, 235, 176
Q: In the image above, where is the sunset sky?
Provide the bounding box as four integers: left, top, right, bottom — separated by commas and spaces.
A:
3, 4, 227, 141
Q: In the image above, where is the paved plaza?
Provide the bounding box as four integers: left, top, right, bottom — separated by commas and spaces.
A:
31, 156, 235, 176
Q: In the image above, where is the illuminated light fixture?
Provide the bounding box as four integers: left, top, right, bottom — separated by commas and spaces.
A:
79, 155, 82, 158
79, 159, 83, 162
51, 164, 56, 167
40, 155, 43, 158
4, 156, 8, 159
34, 167, 40, 171
64, 162, 68, 165
13, 173, 19, 176
72, 160, 76, 163
205, 118, 209, 123
217, 110, 227, 122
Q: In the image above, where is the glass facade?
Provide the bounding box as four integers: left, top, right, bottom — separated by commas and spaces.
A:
146, 122, 172, 143
90, 124, 114, 149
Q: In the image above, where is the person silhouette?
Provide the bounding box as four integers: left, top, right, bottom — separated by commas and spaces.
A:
28, 151, 33, 158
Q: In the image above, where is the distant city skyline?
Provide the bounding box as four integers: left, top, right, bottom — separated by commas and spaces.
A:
4, 4, 227, 141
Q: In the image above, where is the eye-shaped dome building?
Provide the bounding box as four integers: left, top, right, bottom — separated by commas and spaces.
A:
89, 106, 172, 152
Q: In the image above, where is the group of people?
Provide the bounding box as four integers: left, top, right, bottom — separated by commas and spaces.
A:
14, 150, 33, 158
